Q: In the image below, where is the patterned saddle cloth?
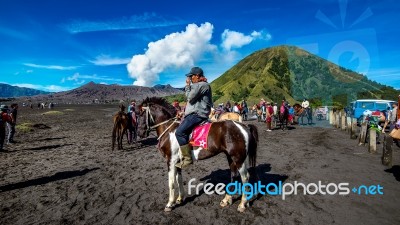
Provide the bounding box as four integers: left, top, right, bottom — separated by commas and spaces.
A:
189, 122, 212, 149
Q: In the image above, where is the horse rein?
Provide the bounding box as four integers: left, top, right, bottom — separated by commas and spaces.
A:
141, 106, 179, 139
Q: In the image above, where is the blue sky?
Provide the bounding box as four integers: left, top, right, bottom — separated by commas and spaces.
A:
0, 0, 399, 92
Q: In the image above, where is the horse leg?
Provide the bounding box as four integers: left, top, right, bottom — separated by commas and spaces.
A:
165, 166, 177, 212
118, 126, 124, 150
175, 168, 185, 205
237, 162, 250, 212
220, 156, 234, 208
117, 127, 121, 150
112, 125, 117, 151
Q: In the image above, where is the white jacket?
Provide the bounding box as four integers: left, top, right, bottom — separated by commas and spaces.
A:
302, 101, 310, 108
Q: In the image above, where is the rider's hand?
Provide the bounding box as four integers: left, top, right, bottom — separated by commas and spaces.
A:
176, 111, 184, 119
186, 77, 191, 86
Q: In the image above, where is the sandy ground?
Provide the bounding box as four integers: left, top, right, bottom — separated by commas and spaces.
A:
0, 104, 399, 225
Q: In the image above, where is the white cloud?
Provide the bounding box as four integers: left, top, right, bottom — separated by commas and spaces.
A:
221, 30, 253, 51
90, 55, 131, 66
24, 63, 77, 70
127, 22, 216, 86
0, 27, 31, 40
65, 73, 123, 83
63, 12, 186, 34
221, 29, 272, 51
13, 83, 70, 92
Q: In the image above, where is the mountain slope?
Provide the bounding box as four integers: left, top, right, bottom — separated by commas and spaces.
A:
0, 83, 50, 98
211, 45, 399, 106
26, 81, 184, 103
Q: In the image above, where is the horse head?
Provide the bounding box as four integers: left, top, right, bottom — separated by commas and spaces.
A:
292, 103, 302, 113
137, 97, 177, 138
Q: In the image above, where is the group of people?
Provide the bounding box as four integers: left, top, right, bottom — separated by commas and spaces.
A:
0, 103, 18, 151
213, 100, 248, 120
256, 98, 305, 130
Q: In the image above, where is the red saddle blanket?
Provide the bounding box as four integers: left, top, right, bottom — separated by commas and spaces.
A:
189, 123, 212, 149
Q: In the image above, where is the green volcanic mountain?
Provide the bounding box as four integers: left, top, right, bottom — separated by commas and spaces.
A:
210, 45, 399, 107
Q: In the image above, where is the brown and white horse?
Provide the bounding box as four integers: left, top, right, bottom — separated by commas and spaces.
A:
137, 97, 258, 212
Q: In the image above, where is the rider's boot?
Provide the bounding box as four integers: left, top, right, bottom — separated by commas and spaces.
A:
176, 144, 193, 169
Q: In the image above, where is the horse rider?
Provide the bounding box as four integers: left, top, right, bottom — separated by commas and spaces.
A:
215, 103, 224, 119
175, 67, 212, 169
302, 98, 311, 115
224, 101, 232, 112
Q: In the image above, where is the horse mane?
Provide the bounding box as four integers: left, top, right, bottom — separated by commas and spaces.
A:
139, 97, 177, 117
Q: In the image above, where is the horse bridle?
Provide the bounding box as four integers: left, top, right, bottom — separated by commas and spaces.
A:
141, 106, 179, 139
141, 106, 155, 133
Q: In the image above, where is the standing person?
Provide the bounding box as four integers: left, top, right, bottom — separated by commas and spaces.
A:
265, 102, 274, 131
232, 102, 240, 113
288, 104, 295, 124
273, 102, 278, 116
224, 101, 232, 112
0, 105, 12, 151
175, 67, 212, 169
7, 103, 18, 144
127, 101, 137, 143
241, 99, 248, 120
388, 102, 398, 132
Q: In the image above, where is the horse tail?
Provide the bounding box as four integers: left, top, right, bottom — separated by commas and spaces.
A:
247, 124, 258, 168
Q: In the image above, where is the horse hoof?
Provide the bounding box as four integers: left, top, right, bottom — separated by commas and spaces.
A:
220, 199, 232, 207
237, 206, 246, 213
164, 206, 173, 212
175, 198, 183, 205
220, 201, 229, 208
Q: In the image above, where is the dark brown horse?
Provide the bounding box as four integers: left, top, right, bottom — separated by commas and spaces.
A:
137, 97, 259, 212
278, 105, 289, 130
112, 104, 128, 150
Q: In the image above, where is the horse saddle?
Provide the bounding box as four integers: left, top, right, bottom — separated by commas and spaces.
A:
189, 122, 212, 149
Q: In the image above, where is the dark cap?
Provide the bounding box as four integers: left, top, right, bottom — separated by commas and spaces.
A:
186, 67, 204, 77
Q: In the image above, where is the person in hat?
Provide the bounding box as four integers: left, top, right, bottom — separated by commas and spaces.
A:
175, 67, 212, 168
7, 103, 18, 144
0, 105, 12, 151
